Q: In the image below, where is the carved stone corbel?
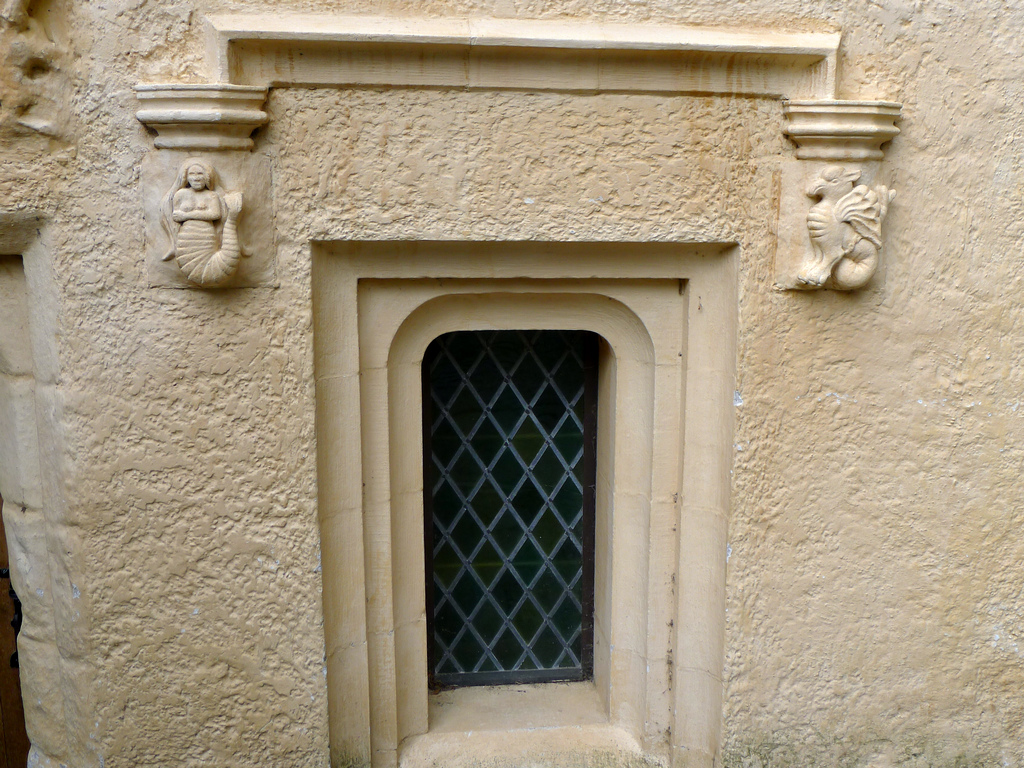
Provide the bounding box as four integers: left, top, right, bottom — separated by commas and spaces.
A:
135, 83, 268, 150
775, 100, 902, 291
135, 83, 275, 289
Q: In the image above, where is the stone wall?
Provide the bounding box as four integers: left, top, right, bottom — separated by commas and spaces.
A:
0, 0, 1021, 767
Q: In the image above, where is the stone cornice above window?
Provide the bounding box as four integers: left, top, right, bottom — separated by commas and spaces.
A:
199, 14, 841, 98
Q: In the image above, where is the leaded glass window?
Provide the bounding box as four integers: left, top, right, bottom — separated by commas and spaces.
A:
423, 330, 598, 687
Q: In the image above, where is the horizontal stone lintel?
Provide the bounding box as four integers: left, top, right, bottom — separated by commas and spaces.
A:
204, 14, 840, 99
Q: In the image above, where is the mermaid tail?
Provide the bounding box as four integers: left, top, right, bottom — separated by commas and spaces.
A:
173, 192, 243, 287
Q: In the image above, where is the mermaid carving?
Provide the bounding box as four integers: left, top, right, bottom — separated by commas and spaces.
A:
160, 158, 244, 287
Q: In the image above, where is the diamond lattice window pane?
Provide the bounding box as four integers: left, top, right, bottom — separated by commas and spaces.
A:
424, 330, 596, 686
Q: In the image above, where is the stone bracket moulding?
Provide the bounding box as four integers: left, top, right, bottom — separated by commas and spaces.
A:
775, 100, 902, 291
783, 100, 902, 161
135, 83, 268, 151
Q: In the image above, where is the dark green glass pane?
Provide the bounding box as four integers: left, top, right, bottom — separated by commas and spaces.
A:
487, 332, 524, 369
511, 421, 545, 466
473, 599, 505, 644
444, 332, 486, 370
532, 447, 567, 494
512, 538, 545, 586
551, 538, 583, 585
533, 384, 568, 433
491, 510, 525, 559
492, 628, 527, 668
469, 479, 504, 528
492, 569, 525, 616
432, 480, 462, 525
433, 540, 461, 589
552, 483, 583, 526
532, 509, 566, 556
447, 449, 482, 498
511, 599, 544, 644
429, 350, 461, 408
556, 362, 584, 394
434, 599, 463, 647
491, 385, 524, 434
450, 630, 485, 671
450, 570, 484, 613
551, 598, 583, 640
530, 331, 568, 371
552, 427, 583, 463
490, 449, 524, 497
513, 353, 546, 402
532, 569, 565, 614
471, 351, 505, 406
510, 481, 544, 523
450, 512, 485, 559
431, 423, 463, 469
471, 540, 503, 589
532, 626, 565, 668
471, 416, 505, 467
448, 386, 483, 436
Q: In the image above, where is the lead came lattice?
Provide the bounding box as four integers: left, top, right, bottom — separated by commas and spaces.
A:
424, 330, 596, 685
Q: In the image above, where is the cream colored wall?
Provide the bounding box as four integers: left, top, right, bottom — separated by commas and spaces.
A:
0, 0, 1021, 767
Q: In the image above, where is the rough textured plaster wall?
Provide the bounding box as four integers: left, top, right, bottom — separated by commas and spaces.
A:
69, 9, 327, 768
15, 2, 325, 766
725, 3, 1024, 768
1, 0, 1021, 765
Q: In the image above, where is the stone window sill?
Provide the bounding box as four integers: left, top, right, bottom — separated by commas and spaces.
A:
401, 682, 646, 766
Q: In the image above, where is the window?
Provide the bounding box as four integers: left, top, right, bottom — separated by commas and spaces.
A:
422, 330, 598, 687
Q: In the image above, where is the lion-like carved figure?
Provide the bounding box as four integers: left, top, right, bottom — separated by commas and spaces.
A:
160, 158, 244, 287
798, 165, 895, 291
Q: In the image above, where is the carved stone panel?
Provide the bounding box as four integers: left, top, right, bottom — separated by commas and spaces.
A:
775, 160, 896, 291
141, 152, 276, 289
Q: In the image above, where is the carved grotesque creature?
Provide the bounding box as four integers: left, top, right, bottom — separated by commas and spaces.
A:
160, 158, 244, 287
798, 165, 895, 290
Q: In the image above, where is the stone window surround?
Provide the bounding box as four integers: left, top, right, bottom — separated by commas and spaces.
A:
0, 214, 78, 768
311, 241, 736, 767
